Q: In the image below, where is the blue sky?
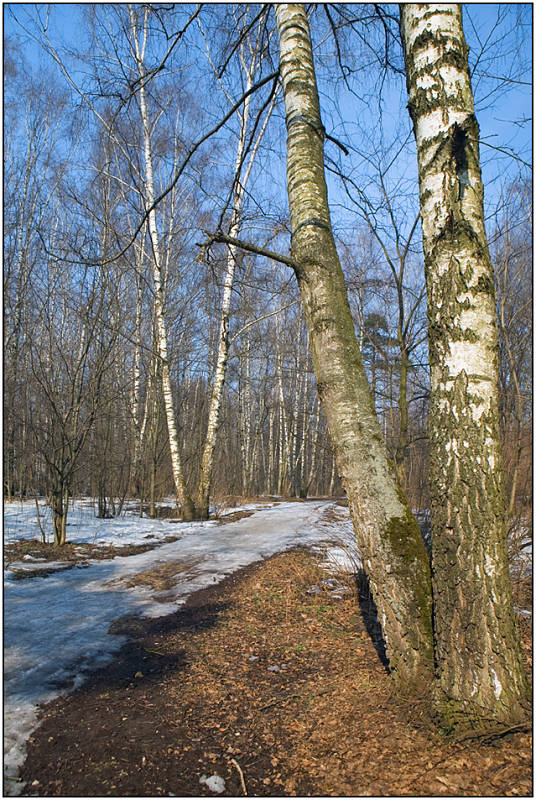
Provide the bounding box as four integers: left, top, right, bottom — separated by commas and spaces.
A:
5, 3, 531, 235
6, 3, 531, 146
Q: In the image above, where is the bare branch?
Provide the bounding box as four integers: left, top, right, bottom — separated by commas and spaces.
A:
200, 230, 300, 272
229, 301, 300, 345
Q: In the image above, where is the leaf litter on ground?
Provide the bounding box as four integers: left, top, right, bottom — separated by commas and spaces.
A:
13, 545, 533, 797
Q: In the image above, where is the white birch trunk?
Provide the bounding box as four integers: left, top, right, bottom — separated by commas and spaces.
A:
131, 265, 144, 490
288, 353, 301, 495
401, 3, 529, 729
268, 405, 275, 493
129, 7, 194, 519
276, 341, 290, 495
238, 334, 253, 495
298, 366, 309, 496
195, 52, 278, 516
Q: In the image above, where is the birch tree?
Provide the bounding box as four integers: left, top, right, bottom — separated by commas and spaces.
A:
400, 3, 529, 730
129, 5, 196, 520
275, 3, 433, 688
195, 10, 277, 517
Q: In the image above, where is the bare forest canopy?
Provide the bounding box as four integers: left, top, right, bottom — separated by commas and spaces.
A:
4, 3, 531, 521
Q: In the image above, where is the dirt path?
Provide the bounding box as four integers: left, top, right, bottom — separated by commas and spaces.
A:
5, 499, 344, 785
18, 549, 532, 797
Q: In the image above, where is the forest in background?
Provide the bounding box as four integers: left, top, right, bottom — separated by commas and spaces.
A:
4, 4, 531, 523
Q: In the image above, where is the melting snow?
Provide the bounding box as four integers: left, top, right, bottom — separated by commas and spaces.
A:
3, 497, 356, 793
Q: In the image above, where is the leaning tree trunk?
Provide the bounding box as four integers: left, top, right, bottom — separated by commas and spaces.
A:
400, 3, 529, 730
275, 3, 433, 688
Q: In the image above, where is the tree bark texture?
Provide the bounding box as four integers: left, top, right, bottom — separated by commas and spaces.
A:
51, 486, 68, 546
130, 6, 195, 520
400, 3, 529, 728
196, 58, 274, 516
275, 3, 434, 687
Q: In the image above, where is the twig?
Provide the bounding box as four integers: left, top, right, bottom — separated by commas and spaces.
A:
230, 758, 247, 796
259, 691, 302, 711
5, 776, 23, 782
229, 301, 299, 345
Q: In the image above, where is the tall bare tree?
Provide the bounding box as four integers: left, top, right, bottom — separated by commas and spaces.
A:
196, 8, 277, 517
128, 4, 196, 519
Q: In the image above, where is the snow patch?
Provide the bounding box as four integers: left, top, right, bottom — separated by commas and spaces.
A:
490, 668, 502, 698
199, 774, 225, 794
316, 510, 362, 575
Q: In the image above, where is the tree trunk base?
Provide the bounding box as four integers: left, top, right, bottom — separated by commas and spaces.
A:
433, 689, 531, 740
180, 496, 203, 522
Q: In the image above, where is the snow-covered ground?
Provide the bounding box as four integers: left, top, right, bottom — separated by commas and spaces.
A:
4, 497, 356, 792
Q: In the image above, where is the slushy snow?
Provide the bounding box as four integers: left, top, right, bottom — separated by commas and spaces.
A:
4, 497, 356, 793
